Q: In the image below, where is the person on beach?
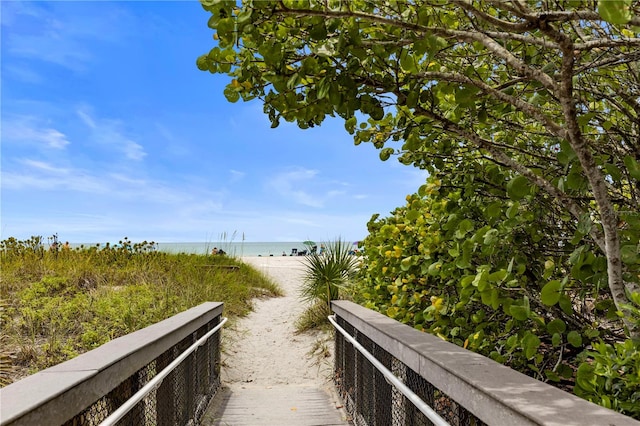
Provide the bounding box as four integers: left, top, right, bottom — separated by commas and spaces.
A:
211, 247, 219, 255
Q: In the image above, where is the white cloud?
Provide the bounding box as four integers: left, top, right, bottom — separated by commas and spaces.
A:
77, 110, 96, 129
267, 167, 324, 208
122, 142, 146, 161
8, 33, 91, 71
266, 167, 362, 209
4, 157, 229, 219
2, 2, 134, 72
21, 159, 70, 174
4, 159, 107, 193
229, 169, 246, 182
77, 108, 146, 161
327, 189, 347, 197
2, 115, 70, 149
3, 64, 43, 84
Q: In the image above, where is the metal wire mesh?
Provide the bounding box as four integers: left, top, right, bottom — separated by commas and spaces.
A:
62, 315, 222, 426
334, 316, 486, 426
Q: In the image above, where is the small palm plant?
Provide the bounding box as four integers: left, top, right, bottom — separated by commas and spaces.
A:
297, 239, 359, 330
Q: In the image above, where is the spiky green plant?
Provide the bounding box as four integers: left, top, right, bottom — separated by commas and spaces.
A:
299, 239, 359, 311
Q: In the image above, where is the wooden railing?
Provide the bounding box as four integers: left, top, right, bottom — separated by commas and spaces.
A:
0, 302, 224, 426
331, 300, 639, 426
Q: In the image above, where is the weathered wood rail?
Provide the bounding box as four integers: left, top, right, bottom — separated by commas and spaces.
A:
0, 302, 224, 426
331, 300, 639, 426
3, 300, 639, 426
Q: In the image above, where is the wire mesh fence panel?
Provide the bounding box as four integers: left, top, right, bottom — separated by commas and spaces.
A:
157, 348, 178, 426
334, 317, 487, 426
61, 315, 223, 426
336, 317, 357, 420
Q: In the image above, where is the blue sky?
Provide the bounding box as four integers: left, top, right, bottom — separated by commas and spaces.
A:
1, 1, 427, 243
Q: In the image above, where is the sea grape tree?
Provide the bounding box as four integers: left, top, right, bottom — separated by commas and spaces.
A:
197, 0, 640, 338
357, 167, 640, 415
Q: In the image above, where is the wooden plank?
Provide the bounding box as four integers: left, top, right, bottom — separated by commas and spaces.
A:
202, 385, 351, 426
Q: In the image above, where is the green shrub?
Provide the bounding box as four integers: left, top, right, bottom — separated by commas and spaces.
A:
356, 173, 638, 418
575, 339, 640, 417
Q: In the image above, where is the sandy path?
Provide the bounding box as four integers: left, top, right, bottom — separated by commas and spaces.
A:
202, 256, 350, 424
220, 256, 333, 387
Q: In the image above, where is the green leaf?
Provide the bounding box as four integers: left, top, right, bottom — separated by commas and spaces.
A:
584, 328, 600, 339
317, 78, 330, 100
488, 269, 507, 283
557, 364, 573, 379
345, 116, 357, 134
399, 49, 417, 73
478, 108, 488, 123
559, 294, 573, 315
566, 171, 586, 191
576, 214, 592, 235
370, 105, 385, 121
460, 275, 475, 287
545, 370, 561, 382
400, 256, 413, 271
196, 55, 209, 71
454, 219, 473, 238
620, 245, 639, 264
406, 209, 420, 221
576, 363, 596, 392
479, 288, 499, 309
507, 176, 530, 200
604, 163, 622, 181
379, 148, 394, 161
547, 319, 567, 334
623, 155, 640, 179
541, 280, 562, 306
510, 304, 529, 320
598, 0, 632, 24
483, 229, 499, 245
223, 86, 240, 103
484, 202, 502, 220
567, 331, 583, 348
236, 9, 253, 25
522, 333, 541, 359
506, 202, 519, 219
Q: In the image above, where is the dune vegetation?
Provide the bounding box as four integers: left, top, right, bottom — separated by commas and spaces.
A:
0, 236, 281, 387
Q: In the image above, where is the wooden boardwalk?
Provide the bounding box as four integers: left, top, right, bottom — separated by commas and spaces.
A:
202, 384, 351, 425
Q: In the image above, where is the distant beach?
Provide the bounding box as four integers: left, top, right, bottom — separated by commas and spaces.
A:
158, 242, 309, 257
69, 241, 324, 257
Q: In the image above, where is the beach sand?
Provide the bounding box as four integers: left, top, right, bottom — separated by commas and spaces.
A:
220, 256, 333, 386
202, 256, 349, 425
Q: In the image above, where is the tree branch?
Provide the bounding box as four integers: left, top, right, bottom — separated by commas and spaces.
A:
415, 70, 566, 138
273, 3, 558, 92
413, 106, 607, 253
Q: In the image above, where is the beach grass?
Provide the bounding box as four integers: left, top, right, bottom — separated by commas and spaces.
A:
0, 236, 282, 386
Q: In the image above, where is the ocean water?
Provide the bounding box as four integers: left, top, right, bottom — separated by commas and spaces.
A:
155, 242, 314, 257
70, 241, 361, 257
